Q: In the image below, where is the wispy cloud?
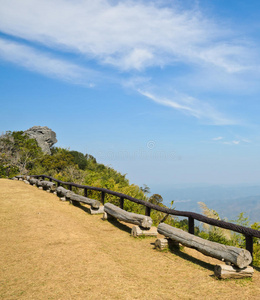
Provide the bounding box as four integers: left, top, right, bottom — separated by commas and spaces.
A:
0, 0, 256, 72
241, 139, 251, 143
212, 137, 224, 141
0, 38, 97, 86
212, 137, 251, 145
138, 89, 237, 125
0, 0, 258, 124
223, 140, 240, 145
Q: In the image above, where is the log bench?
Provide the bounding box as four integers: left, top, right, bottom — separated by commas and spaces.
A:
15, 175, 25, 181
68, 193, 104, 214
214, 264, 254, 279
104, 203, 153, 228
56, 186, 72, 199
157, 223, 252, 270
29, 177, 39, 186
36, 179, 43, 188
28, 178, 56, 192
41, 180, 56, 192
104, 203, 156, 236
16, 175, 30, 184
68, 193, 100, 209
56, 186, 103, 213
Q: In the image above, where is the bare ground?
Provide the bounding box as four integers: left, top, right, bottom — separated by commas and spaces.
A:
0, 179, 259, 300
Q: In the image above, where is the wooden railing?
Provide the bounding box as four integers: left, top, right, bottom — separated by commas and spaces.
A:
30, 175, 260, 256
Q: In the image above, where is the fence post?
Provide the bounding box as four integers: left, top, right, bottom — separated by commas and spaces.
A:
84, 188, 88, 197
57, 182, 60, 187
245, 235, 253, 257
188, 217, 194, 234
101, 191, 105, 205
145, 206, 151, 217
120, 197, 124, 209
69, 185, 72, 191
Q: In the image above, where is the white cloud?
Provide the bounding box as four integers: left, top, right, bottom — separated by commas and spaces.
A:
0, 38, 96, 86
198, 43, 254, 73
0, 0, 258, 125
0, 0, 256, 72
222, 139, 251, 145
241, 139, 251, 143
212, 137, 224, 141
138, 89, 236, 125
211, 135, 252, 145
104, 48, 154, 71
223, 140, 240, 145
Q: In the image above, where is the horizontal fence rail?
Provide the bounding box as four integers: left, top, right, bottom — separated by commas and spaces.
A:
30, 174, 260, 255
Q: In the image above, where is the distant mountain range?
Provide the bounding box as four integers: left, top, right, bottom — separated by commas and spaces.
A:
151, 184, 260, 224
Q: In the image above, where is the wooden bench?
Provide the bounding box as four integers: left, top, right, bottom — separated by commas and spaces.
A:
104, 203, 157, 237
56, 186, 103, 214
157, 223, 253, 278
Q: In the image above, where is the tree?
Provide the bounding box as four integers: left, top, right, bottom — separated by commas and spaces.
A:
31, 148, 75, 175
70, 150, 88, 170
198, 201, 231, 243
0, 131, 42, 177
149, 193, 163, 205
140, 184, 150, 194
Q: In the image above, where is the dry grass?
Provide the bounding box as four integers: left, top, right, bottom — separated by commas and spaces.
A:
0, 179, 259, 300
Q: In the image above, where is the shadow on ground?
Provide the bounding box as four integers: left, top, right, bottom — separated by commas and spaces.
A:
253, 265, 260, 272
67, 201, 260, 273
151, 242, 215, 271
70, 202, 132, 234
70, 202, 91, 214
105, 218, 132, 234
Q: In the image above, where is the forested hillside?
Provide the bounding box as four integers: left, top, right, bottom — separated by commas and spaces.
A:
0, 130, 146, 200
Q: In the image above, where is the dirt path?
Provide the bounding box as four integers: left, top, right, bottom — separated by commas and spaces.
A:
0, 179, 259, 300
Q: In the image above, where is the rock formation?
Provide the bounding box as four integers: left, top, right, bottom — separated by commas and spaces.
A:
24, 126, 57, 154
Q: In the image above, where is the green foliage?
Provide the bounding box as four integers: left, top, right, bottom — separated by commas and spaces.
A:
198, 202, 232, 243
251, 222, 260, 266
231, 212, 250, 226
0, 130, 148, 208
149, 193, 163, 205
70, 150, 88, 170
42, 148, 74, 172
0, 130, 43, 177
251, 222, 260, 242
227, 213, 250, 248
140, 184, 150, 194
198, 203, 260, 266
85, 154, 97, 163
0, 164, 20, 178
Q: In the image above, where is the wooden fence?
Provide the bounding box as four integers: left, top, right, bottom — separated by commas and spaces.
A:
30, 174, 260, 256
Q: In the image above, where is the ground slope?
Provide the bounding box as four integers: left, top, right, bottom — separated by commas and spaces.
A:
0, 179, 259, 300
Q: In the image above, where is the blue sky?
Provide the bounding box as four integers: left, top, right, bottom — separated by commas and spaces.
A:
1, 0, 260, 189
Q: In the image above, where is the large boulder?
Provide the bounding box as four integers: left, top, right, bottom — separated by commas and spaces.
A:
25, 126, 57, 154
